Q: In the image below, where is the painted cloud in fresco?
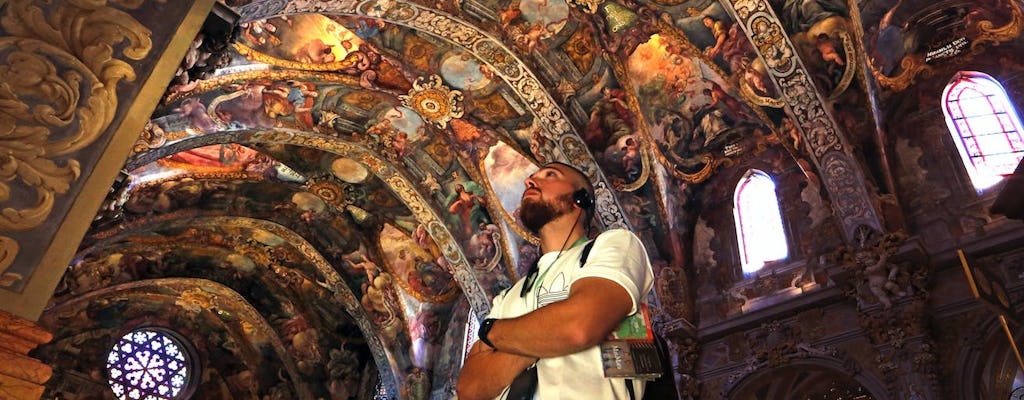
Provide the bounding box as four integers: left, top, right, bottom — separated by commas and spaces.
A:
483, 142, 537, 222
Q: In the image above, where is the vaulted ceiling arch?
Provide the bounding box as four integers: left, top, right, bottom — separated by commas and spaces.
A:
42, 278, 321, 398
73, 215, 407, 396
233, 0, 635, 230
125, 127, 497, 314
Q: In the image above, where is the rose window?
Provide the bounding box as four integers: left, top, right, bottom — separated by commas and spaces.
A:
106, 328, 196, 400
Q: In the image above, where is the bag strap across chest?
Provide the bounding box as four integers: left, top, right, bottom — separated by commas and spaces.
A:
578, 240, 596, 267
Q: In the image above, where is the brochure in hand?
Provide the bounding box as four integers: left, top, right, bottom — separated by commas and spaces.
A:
599, 304, 663, 380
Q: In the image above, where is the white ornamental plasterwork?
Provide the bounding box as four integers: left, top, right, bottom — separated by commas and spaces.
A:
729, 0, 765, 20
820, 153, 881, 234
721, 0, 882, 240
238, 0, 631, 231
748, 14, 796, 75
775, 73, 841, 158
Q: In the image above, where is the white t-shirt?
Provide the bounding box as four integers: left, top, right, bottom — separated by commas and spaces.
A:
487, 229, 655, 400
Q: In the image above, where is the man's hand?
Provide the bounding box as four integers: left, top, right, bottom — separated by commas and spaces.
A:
456, 341, 538, 400
485, 277, 633, 358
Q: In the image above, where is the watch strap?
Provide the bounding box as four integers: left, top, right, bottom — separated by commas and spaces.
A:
478, 318, 497, 349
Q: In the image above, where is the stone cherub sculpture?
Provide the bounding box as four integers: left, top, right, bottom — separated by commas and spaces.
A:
842, 229, 908, 309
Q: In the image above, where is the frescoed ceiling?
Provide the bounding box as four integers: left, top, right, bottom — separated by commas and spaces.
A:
34, 0, 1024, 398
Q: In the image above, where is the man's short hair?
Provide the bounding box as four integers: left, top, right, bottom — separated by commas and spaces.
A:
543, 162, 595, 215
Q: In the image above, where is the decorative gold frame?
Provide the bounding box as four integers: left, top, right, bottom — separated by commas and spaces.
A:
0, 0, 217, 320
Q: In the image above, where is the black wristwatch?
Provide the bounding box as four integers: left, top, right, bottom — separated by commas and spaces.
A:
478, 318, 497, 349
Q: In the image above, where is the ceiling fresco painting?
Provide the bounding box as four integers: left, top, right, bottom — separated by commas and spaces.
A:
52, 235, 363, 399
122, 126, 498, 315
662, 0, 784, 108
28, 0, 1024, 398
767, 0, 856, 100
40, 280, 311, 398
76, 214, 412, 396
479, 141, 541, 279
237, 14, 366, 64
857, 0, 1023, 92
267, 0, 637, 230
626, 33, 774, 182
379, 223, 458, 302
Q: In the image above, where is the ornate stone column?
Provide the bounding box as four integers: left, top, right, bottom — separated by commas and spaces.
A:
0, 310, 52, 400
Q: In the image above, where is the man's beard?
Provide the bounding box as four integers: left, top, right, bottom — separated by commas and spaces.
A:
520, 192, 574, 234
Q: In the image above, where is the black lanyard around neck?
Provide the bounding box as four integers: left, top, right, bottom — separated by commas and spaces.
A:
519, 237, 594, 298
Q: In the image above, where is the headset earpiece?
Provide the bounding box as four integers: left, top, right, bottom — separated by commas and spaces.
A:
572, 189, 594, 210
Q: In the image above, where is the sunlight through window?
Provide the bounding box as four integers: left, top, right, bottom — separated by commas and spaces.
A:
106, 328, 196, 400
943, 71, 1024, 190
734, 170, 788, 274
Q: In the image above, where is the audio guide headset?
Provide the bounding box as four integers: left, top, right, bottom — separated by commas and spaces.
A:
572, 188, 594, 211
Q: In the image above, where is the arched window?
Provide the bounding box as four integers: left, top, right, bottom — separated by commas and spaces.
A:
734, 170, 788, 274
106, 328, 198, 400
942, 71, 1024, 190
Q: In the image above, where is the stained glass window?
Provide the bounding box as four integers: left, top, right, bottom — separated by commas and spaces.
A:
943, 71, 1024, 190
106, 328, 195, 400
734, 170, 789, 274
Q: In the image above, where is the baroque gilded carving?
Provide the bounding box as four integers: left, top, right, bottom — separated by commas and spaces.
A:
662, 335, 701, 400
0, 309, 53, 400
399, 75, 464, 129
861, 1, 1023, 92
0, 0, 158, 279
858, 298, 940, 396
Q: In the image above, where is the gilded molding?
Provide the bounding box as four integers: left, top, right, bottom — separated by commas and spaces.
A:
399, 75, 464, 129
871, 55, 931, 93
0, 0, 155, 282
233, 41, 364, 71
971, 3, 1023, 49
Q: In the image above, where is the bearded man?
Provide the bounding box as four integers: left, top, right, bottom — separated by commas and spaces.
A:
457, 162, 655, 400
